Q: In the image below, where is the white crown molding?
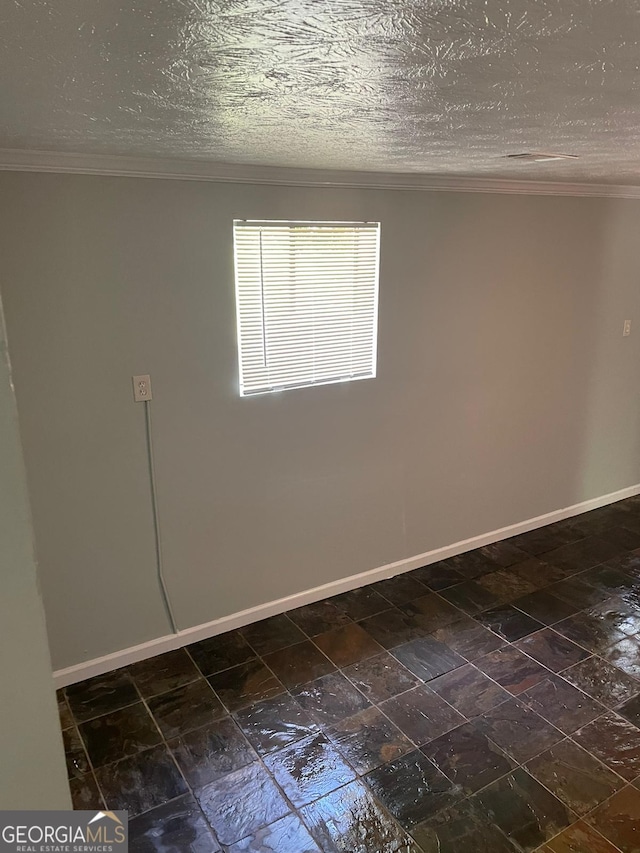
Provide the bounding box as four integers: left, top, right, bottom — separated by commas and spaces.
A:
53, 481, 640, 687
3, 147, 640, 198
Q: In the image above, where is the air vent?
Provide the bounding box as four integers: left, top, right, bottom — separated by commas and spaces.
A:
506, 153, 579, 163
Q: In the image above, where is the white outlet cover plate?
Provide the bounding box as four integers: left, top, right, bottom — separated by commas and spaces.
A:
132, 374, 152, 402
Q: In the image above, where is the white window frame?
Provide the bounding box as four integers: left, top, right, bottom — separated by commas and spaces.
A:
233, 220, 380, 396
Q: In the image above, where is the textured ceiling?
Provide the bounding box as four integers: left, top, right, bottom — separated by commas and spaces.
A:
3, 0, 640, 182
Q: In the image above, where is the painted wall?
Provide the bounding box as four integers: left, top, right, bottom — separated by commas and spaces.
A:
1, 171, 640, 671
0, 292, 70, 807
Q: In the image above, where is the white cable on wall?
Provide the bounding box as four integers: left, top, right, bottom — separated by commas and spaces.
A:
143, 399, 179, 634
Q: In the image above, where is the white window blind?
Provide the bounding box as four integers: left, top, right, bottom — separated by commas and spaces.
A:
234, 220, 380, 396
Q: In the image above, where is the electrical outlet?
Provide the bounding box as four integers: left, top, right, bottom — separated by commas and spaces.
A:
623, 320, 632, 337
132, 374, 153, 402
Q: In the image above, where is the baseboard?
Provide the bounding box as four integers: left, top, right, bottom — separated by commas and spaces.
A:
53, 482, 640, 687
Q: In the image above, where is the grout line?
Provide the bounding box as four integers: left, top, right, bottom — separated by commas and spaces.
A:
71, 684, 152, 810
64, 718, 107, 811
71, 673, 223, 845
130, 689, 226, 849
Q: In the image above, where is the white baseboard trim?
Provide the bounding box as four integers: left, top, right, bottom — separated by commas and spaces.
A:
53, 482, 640, 687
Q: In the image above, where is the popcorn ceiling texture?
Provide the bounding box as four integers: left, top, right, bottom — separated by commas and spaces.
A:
2, 0, 640, 181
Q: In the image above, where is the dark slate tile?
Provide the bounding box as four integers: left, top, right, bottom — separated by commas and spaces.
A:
480, 541, 530, 568
606, 549, 640, 581
476, 768, 576, 852
428, 664, 511, 718
586, 596, 640, 636
358, 608, 431, 648
618, 695, 640, 729
239, 614, 306, 656
410, 796, 515, 853
328, 706, 413, 774
553, 611, 626, 654
343, 652, 420, 704
508, 522, 582, 557
399, 594, 462, 630
63, 726, 90, 779
226, 813, 321, 853
445, 550, 500, 580
300, 779, 423, 852
364, 749, 460, 828
65, 669, 139, 723
95, 745, 188, 817
508, 557, 569, 588
475, 645, 549, 695
128, 649, 201, 699
264, 733, 355, 807
313, 622, 383, 668
522, 674, 605, 734
207, 659, 284, 712
526, 739, 624, 816
581, 565, 640, 596
373, 574, 428, 606
196, 762, 289, 847
574, 712, 640, 780
188, 631, 255, 677
625, 512, 640, 535
409, 562, 465, 591
620, 583, 640, 609
623, 495, 640, 512
514, 628, 590, 672
423, 723, 515, 795
476, 605, 544, 642
57, 690, 73, 730
291, 671, 370, 727
570, 505, 633, 538
585, 785, 640, 853
473, 698, 563, 764
329, 586, 390, 620
129, 794, 220, 852
168, 717, 256, 788
539, 820, 622, 853
545, 537, 622, 575
69, 773, 104, 810
379, 687, 465, 745
147, 680, 226, 739
262, 640, 335, 688
563, 657, 640, 707
391, 637, 466, 682
601, 525, 640, 551
511, 589, 581, 625
602, 635, 640, 679
79, 702, 161, 767
549, 576, 611, 609
287, 600, 352, 636
234, 692, 320, 756
439, 581, 501, 615
430, 616, 504, 661
475, 569, 538, 604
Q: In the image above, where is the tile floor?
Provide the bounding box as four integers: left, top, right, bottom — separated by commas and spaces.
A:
58, 497, 640, 851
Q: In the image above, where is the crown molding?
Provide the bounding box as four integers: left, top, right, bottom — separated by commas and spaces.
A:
2, 147, 640, 198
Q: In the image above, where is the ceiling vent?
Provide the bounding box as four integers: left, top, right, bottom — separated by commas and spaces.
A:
506, 153, 579, 163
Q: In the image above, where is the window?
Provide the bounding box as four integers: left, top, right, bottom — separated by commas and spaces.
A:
234, 220, 380, 396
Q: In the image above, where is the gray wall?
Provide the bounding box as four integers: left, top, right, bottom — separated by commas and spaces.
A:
2, 171, 640, 671
0, 292, 70, 807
